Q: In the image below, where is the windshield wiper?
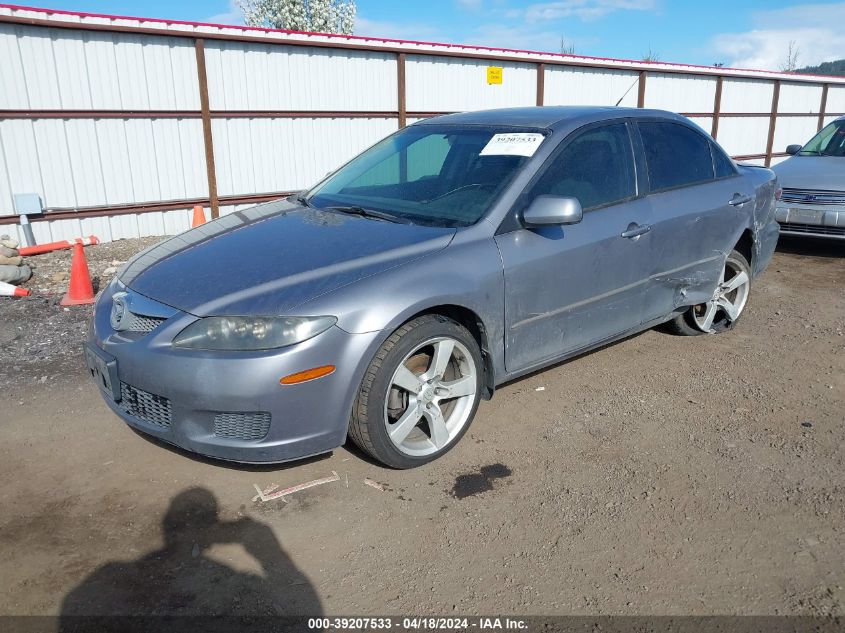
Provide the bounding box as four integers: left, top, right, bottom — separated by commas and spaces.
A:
325, 206, 411, 224
291, 193, 316, 208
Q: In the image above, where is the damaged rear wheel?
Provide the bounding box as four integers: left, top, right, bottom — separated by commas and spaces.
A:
667, 249, 752, 336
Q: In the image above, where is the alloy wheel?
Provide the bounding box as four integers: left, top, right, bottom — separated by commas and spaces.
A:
692, 256, 751, 333
384, 337, 477, 457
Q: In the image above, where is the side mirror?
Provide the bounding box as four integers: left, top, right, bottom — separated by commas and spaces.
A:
522, 195, 583, 226
786, 144, 802, 155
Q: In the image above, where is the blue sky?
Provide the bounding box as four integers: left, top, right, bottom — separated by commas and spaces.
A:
17, 0, 845, 71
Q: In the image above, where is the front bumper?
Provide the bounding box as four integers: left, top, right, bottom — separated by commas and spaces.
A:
775, 204, 845, 239
88, 283, 381, 463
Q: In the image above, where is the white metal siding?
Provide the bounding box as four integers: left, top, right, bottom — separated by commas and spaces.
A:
779, 82, 823, 113
687, 116, 713, 135
773, 116, 820, 152
0, 120, 44, 211
644, 73, 717, 113
0, 24, 29, 109
405, 56, 536, 111
543, 67, 639, 107
716, 117, 772, 157
212, 117, 396, 196
720, 78, 774, 113
1, 4, 843, 244
1, 24, 199, 110
205, 42, 397, 111
0, 138, 12, 216
826, 86, 845, 114
0, 118, 207, 211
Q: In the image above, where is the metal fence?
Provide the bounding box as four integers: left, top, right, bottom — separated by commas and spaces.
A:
1, 3, 844, 244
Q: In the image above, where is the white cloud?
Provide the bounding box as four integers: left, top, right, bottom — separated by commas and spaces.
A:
475, 25, 561, 52
203, 0, 244, 25
356, 15, 585, 55
470, 23, 582, 53
358, 0, 634, 52
711, 2, 845, 71
355, 16, 444, 41
521, 0, 656, 22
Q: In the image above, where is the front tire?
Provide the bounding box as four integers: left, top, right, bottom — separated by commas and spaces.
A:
348, 315, 483, 469
667, 249, 752, 336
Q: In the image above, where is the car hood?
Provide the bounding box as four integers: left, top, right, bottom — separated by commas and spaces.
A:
120, 199, 456, 316
771, 156, 844, 191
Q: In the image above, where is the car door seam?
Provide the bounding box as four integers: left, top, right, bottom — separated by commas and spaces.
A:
509, 254, 723, 330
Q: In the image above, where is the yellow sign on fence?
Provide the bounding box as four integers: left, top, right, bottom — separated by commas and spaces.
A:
487, 66, 503, 84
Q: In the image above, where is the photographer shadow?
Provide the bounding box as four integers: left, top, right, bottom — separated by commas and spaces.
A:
59, 487, 321, 631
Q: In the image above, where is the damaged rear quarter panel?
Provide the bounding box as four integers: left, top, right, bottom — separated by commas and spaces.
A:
647, 165, 779, 312
644, 177, 749, 315
744, 167, 780, 276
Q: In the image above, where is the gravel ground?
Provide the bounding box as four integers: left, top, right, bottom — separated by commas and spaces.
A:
0, 237, 160, 389
0, 235, 842, 621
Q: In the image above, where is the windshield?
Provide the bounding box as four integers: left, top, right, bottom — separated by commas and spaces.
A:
306, 125, 546, 227
798, 120, 845, 156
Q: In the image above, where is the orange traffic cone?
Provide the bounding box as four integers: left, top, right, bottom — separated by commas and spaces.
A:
0, 280, 29, 297
191, 205, 207, 227
60, 242, 95, 306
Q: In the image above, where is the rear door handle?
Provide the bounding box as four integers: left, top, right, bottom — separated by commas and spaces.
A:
729, 193, 753, 207
621, 223, 651, 239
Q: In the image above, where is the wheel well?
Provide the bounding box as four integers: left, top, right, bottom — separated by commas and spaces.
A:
406, 305, 496, 400
734, 229, 754, 267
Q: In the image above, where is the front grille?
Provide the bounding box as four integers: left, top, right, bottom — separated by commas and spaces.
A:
779, 222, 845, 237
123, 311, 166, 333
781, 188, 845, 205
119, 382, 172, 427
213, 412, 271, 441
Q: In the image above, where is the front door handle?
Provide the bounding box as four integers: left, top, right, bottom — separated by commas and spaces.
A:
729, 193, 753, 207
621, 223, 651, 239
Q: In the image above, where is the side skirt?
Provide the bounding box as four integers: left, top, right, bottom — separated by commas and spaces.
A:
493, 310, 682, 388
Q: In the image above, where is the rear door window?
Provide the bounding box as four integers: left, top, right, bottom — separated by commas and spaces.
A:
638, 122, 715, 191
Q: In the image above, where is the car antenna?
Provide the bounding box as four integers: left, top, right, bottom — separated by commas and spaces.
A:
614, 75, 642, 107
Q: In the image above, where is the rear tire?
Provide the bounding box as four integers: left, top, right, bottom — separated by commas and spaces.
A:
666, 249, 752, 336
348, 314, 483, 469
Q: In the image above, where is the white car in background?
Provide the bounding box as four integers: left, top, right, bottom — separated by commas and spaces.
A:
772, 116, 845, 240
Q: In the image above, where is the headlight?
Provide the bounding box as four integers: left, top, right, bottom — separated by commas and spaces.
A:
172, 316, 337, 351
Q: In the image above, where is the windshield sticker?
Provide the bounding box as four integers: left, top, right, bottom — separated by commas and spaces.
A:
480, 133, 544, 157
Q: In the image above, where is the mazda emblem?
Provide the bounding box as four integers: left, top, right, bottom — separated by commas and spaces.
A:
111, 292, 129, 330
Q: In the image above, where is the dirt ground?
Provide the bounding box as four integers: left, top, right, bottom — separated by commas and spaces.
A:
0, 235, 843, 621
0, 236, 160, 390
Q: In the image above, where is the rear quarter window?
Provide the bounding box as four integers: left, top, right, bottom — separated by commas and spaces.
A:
711, 142, 737, 178
638, 121, 716, 191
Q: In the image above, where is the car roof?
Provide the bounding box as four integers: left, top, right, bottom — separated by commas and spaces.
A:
413, 106, 689, 131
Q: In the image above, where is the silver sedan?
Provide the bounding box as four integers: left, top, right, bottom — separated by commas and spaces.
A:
773, 116, 845, 240
86, 106, 780, 468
